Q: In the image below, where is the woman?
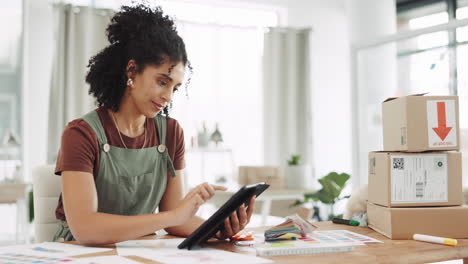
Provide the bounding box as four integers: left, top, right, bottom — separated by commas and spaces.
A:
53, 4, 255, 245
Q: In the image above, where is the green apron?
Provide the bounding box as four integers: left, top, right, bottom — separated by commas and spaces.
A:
53, 110, 176, 241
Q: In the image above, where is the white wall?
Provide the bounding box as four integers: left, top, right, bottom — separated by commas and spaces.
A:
346, 0, 397, 186
288, 0, 352, 179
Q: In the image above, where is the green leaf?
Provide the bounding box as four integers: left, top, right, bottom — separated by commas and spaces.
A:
318, 172, 350, 199
304, 192, 320, 202
296, 171, 351, 215
323, 172, 350, 189
289, 199, 304, 208
318, 178, 340, 199
308, 189, 334, 204
287, 154, 301, 166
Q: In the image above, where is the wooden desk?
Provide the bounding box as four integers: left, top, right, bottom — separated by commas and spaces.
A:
68, 222, 468, 264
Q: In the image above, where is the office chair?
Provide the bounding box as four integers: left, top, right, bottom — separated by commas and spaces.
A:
32, 165, 61, 242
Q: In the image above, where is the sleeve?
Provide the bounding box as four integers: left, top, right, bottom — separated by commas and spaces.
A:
55, 119, 99, 176
172, 119, 186, 170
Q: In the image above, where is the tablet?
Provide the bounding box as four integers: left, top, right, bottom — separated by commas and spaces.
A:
177, 182, 270, 250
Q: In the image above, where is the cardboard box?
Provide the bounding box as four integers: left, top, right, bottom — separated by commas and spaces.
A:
367, 202, 468, 239
238, 166, 284, 189
368, 151, 462, 207
382, 95, 459, 152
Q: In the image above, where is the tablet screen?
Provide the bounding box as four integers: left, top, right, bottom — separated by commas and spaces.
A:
178, 182, 270, 250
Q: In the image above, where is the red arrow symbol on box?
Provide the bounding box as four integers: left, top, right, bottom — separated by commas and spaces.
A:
432, 102, 452, 141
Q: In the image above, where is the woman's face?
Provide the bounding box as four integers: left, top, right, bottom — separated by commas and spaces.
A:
129, 60, 185, 118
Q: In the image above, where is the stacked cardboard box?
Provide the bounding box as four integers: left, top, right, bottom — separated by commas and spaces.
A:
367, 95, 467, 239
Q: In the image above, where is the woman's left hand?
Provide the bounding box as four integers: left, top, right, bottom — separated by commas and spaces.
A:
215, 196, 255, 240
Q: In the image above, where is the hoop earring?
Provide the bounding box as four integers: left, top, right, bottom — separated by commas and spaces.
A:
127, 78, 133, 86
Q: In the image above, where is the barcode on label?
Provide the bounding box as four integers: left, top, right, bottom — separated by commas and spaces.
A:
416, 182, 424, 198
392, 158, 404, 170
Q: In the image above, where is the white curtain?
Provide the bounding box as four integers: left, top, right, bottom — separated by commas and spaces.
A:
47, 4, 113, 162
262, 28, 313, 170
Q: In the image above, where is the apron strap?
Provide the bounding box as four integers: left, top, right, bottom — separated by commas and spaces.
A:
155, 114, 176, 177
165, 152, 177, 177
82, 110, 108, 148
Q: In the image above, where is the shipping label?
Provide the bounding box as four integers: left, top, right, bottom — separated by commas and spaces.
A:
391, 154, 448, 203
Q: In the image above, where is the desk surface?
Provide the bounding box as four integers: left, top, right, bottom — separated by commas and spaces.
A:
69, 222, 468, 264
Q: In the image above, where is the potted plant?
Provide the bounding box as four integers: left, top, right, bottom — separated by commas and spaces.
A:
291, 171, 350, 220
285, 154, 313, 189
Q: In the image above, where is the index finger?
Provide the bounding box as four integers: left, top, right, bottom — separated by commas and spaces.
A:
212, 185, 228, 191
249, 195, 256, 206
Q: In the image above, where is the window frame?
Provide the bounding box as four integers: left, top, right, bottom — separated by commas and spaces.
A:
397, 0, 468, 95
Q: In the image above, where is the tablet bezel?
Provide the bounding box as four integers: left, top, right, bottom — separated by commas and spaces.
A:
177, 182, 270, 250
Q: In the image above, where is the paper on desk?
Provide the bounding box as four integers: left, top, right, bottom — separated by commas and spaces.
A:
137, 247, 273, 264
74, 255, 142, 264
314, 230, 383, 243
0, 242, 113, 257
115, 238, 185, 255
313, 230, 383, 244
116, 238, 271, 264
0, 251, 79, 264
0, 255, 140, 264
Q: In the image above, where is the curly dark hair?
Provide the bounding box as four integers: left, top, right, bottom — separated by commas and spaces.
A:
86, 4, 192, 115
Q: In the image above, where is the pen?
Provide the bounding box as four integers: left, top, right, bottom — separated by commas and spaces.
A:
332, 218, 360, 226
413, 234, 457, 246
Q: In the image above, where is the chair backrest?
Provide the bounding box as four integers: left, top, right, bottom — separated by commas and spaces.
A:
32, 165, 61, 243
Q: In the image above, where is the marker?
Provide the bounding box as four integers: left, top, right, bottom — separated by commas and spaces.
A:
277, 233, 301, 240
332, 218, 360, 226
413, 234, 457, 246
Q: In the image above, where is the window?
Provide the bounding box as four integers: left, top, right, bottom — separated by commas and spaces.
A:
409, 12, 449, 49
0, 0, 23, 243
397, 0, 468, 128
60, 0, 280, 187
158, 2, 279, 187
457, 2, 468, 128
160, 1, 278, 27
456, 6, 468, 41
0, 1, 22, 160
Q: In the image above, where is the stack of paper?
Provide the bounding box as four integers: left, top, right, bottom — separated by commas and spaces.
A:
256, 230, 383, 257
255, 240, 354, 257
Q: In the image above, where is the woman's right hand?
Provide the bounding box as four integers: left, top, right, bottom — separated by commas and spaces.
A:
171, 182, 227, 226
